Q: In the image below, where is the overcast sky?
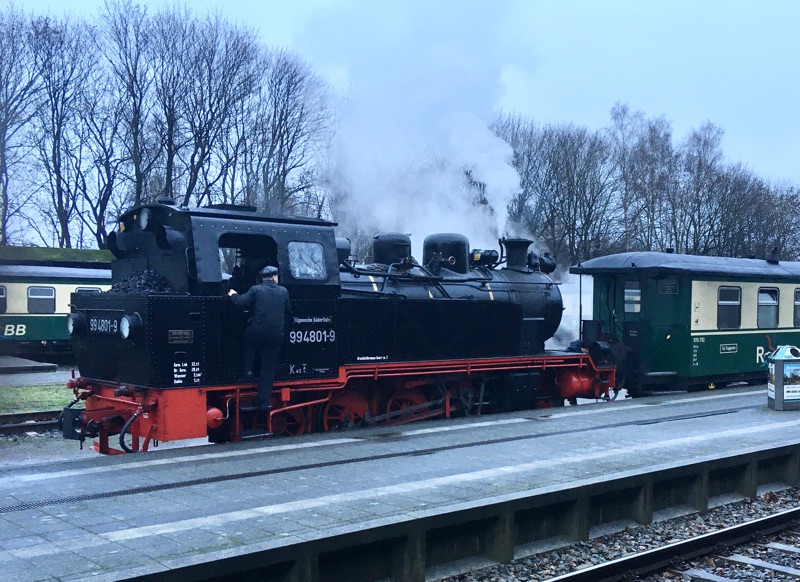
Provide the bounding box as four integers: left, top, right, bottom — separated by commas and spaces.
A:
20, 0, 800, 185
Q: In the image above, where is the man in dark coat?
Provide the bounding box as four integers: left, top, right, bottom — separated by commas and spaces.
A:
228, 266, 292, 411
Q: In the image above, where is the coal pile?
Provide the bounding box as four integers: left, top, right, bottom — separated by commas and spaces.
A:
108, 270, 174, 293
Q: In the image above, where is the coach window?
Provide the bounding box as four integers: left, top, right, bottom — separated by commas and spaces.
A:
757, 287, 779, 329
717, 286, 741, 330
0, 286, 5, 314
288, 241, 326, 280
794, 289, 800, 327
75, 287, 101, 294
623, 280, 641, 313
28, 286, 55, 314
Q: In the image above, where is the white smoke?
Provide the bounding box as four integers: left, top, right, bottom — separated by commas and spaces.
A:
546, 273, 594, 349
300, 0, 520, 258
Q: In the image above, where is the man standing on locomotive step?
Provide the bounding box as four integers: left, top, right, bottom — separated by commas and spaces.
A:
228, 265, 292, 411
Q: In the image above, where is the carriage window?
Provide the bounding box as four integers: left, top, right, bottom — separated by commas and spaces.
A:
795, 289, 800, 327
75, 287, 101, 294
717, 286, 741, 330
27, 286, 55, 314
624, 281, 641, 313
288, 241, 326, 280
0, 286, 5, 314
757, 287, 779, 329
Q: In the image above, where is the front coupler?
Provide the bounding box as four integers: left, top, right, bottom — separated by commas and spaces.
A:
61, 405, 128, 448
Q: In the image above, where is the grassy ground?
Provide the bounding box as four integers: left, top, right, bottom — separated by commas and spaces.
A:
0, 384, 70, 414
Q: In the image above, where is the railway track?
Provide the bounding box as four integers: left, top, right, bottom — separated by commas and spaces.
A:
0, 410, 61, 436
542, 508, 800, 581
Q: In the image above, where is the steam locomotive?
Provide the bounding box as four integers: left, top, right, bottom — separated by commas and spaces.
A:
61, 199, 615, 454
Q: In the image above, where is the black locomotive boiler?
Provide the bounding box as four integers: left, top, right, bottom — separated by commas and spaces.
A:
62, 200, 615, 453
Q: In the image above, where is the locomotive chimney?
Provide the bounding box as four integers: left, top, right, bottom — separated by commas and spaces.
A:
502, 238, 533, 270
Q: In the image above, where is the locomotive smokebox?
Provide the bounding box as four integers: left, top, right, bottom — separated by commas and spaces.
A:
423, 233, 470, 274
502, 239, 534, 270
372, 233, 412, 265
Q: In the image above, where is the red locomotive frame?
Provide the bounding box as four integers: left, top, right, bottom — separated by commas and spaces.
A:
67, 352, 615, 455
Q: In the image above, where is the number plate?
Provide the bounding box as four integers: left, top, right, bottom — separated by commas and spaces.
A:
89, 316, 120, 335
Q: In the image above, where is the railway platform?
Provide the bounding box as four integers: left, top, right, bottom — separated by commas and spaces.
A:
0, 356, 57, 375
1, 385, 800, 581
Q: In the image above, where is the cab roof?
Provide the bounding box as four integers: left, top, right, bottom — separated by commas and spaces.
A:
570, 251, 800, 280
118, 201, 337, 228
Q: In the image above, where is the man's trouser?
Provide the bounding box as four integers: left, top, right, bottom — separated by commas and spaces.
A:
243, 327, 283, 408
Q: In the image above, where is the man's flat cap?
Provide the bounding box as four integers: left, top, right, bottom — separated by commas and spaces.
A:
259, 266, 279, 277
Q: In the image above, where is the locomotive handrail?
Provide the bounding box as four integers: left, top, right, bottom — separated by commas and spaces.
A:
381, 262, 452, 297
342, 260, 559, 288
337, 287, 410, 299
340, 260, 494, 285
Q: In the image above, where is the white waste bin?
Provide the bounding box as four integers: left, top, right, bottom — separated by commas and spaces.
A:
767, 345, 800, 411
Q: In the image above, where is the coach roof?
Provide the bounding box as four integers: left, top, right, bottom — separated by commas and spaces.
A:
570, 251, 800, 280
0, 264, 111, 280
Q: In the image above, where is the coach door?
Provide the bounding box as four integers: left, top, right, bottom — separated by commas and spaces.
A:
621, 278, 643, 348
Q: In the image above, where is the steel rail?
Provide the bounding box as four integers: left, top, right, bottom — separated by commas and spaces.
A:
0, 410, 61, 436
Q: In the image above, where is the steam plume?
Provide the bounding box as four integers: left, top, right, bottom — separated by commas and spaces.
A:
300, 0, 520, 258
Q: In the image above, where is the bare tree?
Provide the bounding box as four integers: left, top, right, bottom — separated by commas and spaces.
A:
75, 72, 126, 248
247, 50, 332, 214
29, 16, 97, 248
99, 0, 157, 207
626, 116, 678, 251
556, 127, 616, 263
149, 6, 193, 200
214, 79, 254, 205
669, 122, 724, 254
0, 6, 40, 245
607, 102, 644, 251
179, 14, 260, 206
765, 184, 800, 260
494, 117, 617, 263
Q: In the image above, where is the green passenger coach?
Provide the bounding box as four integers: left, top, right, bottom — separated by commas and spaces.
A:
570, 251, 800, 393
0, 246, 112, 356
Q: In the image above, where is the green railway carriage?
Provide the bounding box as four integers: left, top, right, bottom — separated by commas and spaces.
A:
0, 246, 112, 355
570, 251, 800, 393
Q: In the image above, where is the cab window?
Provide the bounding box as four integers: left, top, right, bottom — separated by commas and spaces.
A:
757, 287, 779, 329
76, 287, 101, 294
28, 286, 55, 314
717, 286, 741, 330
218, 232, 278, 293
0, 286, 5, 314
623, 281, 640, 313
288, 241, 326, 280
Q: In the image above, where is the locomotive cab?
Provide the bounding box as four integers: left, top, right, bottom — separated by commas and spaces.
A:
71, 201, 341, 389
